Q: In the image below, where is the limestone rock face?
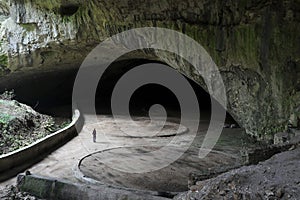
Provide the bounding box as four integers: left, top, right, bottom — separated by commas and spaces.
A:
0, 0, 78, 72
0, 0, 299, 139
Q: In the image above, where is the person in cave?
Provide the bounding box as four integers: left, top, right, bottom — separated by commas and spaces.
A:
92, 129, 97, 143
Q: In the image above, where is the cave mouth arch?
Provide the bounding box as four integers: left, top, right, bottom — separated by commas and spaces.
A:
78, 59, 243, 194
95, 58, 237, 126
0, 58, 245, 194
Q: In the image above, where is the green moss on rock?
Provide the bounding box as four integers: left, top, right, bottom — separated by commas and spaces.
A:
33, 0, 62, 11
3, 0, 299, 140
0, 54, 8, 66
0, 113, 13, 125
20, 23, 37, 32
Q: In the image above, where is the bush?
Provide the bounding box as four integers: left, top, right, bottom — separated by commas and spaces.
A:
0, 90, 15, 100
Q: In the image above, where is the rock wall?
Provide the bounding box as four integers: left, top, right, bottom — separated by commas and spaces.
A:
0, 0, 299, 139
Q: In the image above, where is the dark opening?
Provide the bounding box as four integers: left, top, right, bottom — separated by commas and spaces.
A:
0, 68, 77, 118
59, 5, 79, 17
0, 59, 246, 195
95, 59, 236, 125
0, 59, 238, 125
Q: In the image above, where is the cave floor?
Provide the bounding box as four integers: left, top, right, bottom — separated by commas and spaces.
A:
0, 114, 257, 194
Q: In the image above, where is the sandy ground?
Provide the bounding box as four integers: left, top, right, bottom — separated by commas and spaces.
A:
80, 146, 240, 192
0, 114, 252, 196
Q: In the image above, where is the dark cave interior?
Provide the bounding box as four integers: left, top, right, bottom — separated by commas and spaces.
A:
0, 60, 237, 125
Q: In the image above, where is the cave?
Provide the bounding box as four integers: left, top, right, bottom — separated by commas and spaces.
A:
95, 59, 237, 124
0, 0, 299, 199
0, 59, 246, 195
0, 59, 237, 125
58, 5, 79, 17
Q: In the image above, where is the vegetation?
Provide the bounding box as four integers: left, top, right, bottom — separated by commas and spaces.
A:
0, 41, 9, 74
32, 0, 62, 11
0, 90, 15, 100
0, 91, 70, 155
0, 54, 8, 67
0, 113, 13, 124
20, 23, 37, 32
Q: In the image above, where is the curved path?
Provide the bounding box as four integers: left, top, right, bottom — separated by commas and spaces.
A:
0, 114, 252, 194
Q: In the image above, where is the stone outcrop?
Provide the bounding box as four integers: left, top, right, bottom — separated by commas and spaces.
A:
0, 0, 299, 139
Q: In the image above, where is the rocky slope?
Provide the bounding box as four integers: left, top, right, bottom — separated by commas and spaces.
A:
0, 93, 66, 154
175, 143, 300, 200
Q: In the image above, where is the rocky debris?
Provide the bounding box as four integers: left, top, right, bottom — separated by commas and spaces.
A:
175, 145, 300, 200
0, 97, 68, 154
239, 132, 300, 164
278, 131, 298, 144
188, 165, 242, 188
189, 134, 300, 187
0, 185, 43, 200
273, 132, 292, 145
289, 128, 300, 137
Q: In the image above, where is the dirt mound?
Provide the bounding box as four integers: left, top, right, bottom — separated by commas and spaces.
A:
175, 145, 300, 200
0, 99, 66, 154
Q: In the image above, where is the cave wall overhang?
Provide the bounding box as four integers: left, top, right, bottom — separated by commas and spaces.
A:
0, 0, 299, 139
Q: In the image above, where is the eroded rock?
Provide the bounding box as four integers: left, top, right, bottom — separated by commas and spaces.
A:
0, 0, 299, 139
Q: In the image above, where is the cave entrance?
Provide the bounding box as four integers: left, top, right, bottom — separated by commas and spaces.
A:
0, 59, 237, 126
95, 59, 237, 125
0, 59, 247, 195
77, 59, 246, 194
